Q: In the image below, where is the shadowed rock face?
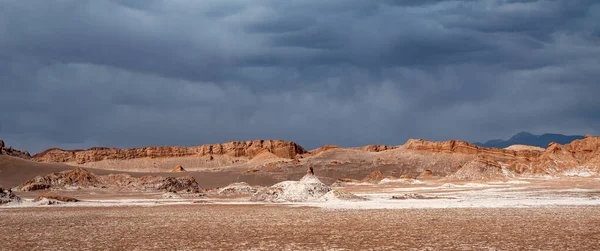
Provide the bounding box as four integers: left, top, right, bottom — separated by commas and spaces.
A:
32, 140, 307, 164
0, 188, 22, 204
0, 140, 31, 159
17, 168, 201, 193
449, 156, 505, 180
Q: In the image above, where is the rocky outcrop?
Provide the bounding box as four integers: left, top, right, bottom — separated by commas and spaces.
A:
419, 170, 433, 177
449, 156, 506, 180
171, 165, 186, 172
354, 145, 398, 152
403, 139, 540, 159
512, 135, 600, 174
0, 140, 31, 159
18, 168, 201, 193
32, 140, 306, 164
362, 170, 385, 183
0, 188, 22, 205
19, 167, 101, 191
217, 182, 258, 196
309, 144, 397, 155
404, 136, 600, 176
309, 145, 341, 155
34, 193, 79, 202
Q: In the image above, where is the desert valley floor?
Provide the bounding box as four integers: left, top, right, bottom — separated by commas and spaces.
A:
2, 206, 600, 250
2, 137, 600, 250
2, 175, 600, 250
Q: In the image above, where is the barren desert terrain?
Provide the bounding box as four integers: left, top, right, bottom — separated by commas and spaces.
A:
2, 137, 600, 250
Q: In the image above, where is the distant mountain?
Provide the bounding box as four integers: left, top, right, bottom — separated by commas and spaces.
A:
473, 132, 585, 149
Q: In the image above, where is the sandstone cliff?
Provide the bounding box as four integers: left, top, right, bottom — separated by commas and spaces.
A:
0, 140, 31, 159
33, 140, 307, 164
403, 137, 600, 175
403, 139, 540, 159
511, 135, 600, 174
309, 144, 397, 155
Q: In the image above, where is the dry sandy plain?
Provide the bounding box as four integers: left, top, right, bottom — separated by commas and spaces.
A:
2, 177, 600, 250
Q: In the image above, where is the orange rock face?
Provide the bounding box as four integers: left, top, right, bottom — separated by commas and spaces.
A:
32, 140, 307, 164
403, 139, 540, 159
511, 135, 600, 174
354, 145, 398, 152
362, 170, 385, 183
403, 136, 600, 175
310, 144, 397, 155
171, 165, 186, 172
309, 145, 341, 155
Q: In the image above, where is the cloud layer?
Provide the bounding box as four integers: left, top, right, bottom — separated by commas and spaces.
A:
1, 0, 599, 153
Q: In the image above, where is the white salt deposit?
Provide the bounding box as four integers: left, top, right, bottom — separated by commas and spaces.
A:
317, 189, 367, 202
378, 178, 424, 185
563, 169, 597, 177
487, 180, 531, 185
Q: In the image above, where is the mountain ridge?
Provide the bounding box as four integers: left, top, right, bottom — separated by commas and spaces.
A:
474, 132, 585, 148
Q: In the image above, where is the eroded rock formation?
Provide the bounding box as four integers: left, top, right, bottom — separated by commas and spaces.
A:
0, 140, 31, 159
18, 168, 201, 193
511, 135, 600, 174
33, 140, 307, 164
34, 193, 80, 202
0, 188, 22, 205
171, 165, 186, 172
449, 155, 506, 180
403, 139, 540, 159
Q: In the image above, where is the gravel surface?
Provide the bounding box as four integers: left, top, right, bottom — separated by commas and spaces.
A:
1, 205, 600, 250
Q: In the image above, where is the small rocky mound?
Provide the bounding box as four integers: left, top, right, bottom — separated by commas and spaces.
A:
19, 167, 101, 191
133, 176, 201, 193
251, 174, 332, 202
450, 156, 506, 180
418, 170, 433, 177
362, 170, 385, 183
171, 165, 186, 172
34, 193, 79, 202
317, 189, 368, 202
0, 188, 22, 205
309, 145, 341, 155
330, 178, 362, 187
218, 182, 257, 196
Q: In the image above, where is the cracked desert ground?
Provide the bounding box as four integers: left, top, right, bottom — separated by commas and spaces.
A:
2, 205, 600, 250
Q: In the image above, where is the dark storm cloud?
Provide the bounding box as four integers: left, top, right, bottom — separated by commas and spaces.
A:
1, 0, 599, 153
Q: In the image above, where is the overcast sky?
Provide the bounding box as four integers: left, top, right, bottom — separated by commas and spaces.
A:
1, 0, 599, 153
